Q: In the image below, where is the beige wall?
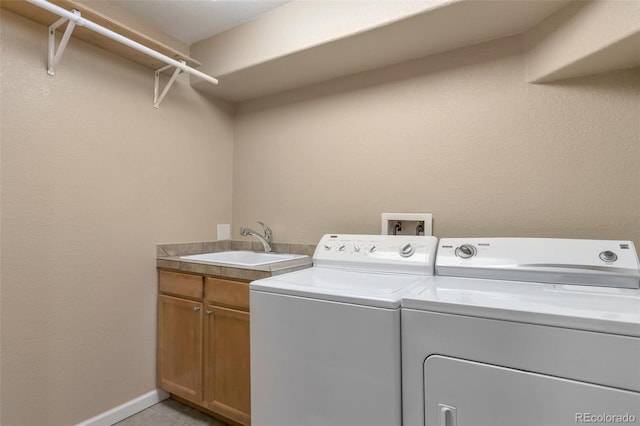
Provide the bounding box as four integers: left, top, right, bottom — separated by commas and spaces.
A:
0, 12, 233, 426
233, 36, 640, 246
191, 0, 447, 77
526, 0, 640, 83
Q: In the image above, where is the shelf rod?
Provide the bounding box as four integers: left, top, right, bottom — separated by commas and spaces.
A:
26, 0, 219, 86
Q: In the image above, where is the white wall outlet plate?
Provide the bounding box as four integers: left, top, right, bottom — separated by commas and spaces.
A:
381, 213, 433, 236
217, 224, 231, 240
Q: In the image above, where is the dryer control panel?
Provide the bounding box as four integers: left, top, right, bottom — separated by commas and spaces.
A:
437, 238, 640, 289
313, 234, 438, 275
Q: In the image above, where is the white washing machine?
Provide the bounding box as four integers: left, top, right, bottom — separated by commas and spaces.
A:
250, 234, 438, 426
402, 238, 640, 426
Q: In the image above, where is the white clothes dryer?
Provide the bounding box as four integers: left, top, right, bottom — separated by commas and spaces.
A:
250, 234, 438, 426
402, 238, 640, 426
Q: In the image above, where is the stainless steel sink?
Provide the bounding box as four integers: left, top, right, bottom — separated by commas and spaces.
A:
179, 251, 307, 267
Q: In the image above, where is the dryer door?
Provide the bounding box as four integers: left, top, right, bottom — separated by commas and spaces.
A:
424, 355, 640, 426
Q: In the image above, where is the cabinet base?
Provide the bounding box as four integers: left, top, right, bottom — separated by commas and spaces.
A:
170, 394, 249, 426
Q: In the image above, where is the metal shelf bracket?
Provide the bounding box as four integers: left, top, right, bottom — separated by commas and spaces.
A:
154, 61, 185, 108
48, 9, 80, 76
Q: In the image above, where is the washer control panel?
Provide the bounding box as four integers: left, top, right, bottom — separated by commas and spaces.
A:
437, 238, 640, 289
314, 234, 438, 275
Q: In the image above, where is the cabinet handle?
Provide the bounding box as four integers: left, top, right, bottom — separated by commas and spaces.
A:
192, 306, 201, 312
205, 310, 213, 316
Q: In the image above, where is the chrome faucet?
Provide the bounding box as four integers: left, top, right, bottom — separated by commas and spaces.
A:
240, 221, 273, 252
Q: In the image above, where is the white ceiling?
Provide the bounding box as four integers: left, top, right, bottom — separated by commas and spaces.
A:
110, 0, 293, 45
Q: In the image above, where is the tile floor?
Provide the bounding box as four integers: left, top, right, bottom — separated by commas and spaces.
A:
114, 398, 228, 426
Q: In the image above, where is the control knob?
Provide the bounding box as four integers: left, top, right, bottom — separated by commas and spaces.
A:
399, 243, 415, 258
599, 250, 617, 262
455, 244, 476, 259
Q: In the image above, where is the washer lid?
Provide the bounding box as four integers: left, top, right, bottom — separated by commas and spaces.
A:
251, 267, 432, 309
402, 276, 640, 336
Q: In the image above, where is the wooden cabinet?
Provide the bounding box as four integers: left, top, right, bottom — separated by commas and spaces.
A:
205, 306, 251, 425
157, 295, 203, 402
157, 270, 251, 425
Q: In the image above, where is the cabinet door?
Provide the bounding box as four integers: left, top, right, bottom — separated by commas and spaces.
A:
158, 295, 203, 402
204, 305, 251, 425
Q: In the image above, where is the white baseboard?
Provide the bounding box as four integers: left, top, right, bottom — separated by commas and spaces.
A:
75, 389, 170, 426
